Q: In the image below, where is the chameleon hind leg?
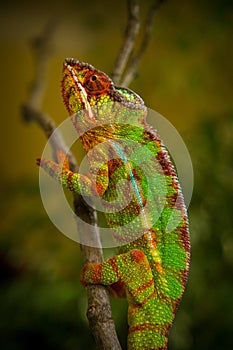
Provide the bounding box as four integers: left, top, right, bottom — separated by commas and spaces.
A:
81, 250, 171, 350
37, 150, 109, 196
81, 249, 154, 304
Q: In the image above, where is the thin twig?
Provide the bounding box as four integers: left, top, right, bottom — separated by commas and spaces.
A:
26, 20, 57, 109
111, 0, 165, 87
22, 21, 121, 350
111, 0, 140, 84
122, 0, 165, 87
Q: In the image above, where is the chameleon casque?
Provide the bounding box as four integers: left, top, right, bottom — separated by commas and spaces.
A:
38, 58, 190, 350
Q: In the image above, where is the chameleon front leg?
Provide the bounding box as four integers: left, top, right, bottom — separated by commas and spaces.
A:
37, 150, 109, 197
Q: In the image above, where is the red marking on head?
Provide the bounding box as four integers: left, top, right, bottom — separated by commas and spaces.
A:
61, 58, 114, 116
84, 71, 112, 95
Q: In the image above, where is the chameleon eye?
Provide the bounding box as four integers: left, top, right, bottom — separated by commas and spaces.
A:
84, 72, 111, 95
90, 75, 97, 81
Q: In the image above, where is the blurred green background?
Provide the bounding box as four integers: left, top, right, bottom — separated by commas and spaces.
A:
1, 0, 233, 349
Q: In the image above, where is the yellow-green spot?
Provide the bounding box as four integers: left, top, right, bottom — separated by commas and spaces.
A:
128, 329, 166, 350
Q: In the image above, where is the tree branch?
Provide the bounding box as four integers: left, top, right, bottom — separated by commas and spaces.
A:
122, 0, 165, 87
111, 0, 140, 85
22, 21, 121, 350
112, 0, 165, 88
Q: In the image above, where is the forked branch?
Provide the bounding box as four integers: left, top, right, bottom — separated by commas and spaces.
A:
112, 0, 165, 87
111, 0, 140, 84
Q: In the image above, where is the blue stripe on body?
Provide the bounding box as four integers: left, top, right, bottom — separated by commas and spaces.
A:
110, 141, 145, 214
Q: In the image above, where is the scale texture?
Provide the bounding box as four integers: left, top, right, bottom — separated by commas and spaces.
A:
38, 58, 190, 350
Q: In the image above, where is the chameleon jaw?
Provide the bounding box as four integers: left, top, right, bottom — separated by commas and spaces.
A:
63, 59, 94, 119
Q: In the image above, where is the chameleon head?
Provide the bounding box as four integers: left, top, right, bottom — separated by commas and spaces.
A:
61, 58, 146, 119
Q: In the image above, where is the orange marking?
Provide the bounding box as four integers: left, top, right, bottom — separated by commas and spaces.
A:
133, 278, 154, 296
155, 262, 165, 274
108, 257, 120, 277
92, 264, 102, 284
130, 249, 146, 263
128, 322, 168, 337
95, 182, 106, 196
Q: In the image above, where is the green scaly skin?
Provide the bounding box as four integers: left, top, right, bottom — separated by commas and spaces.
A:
38, 58, 190, 350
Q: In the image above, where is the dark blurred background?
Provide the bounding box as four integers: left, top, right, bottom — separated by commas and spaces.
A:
0, 0, 233, 349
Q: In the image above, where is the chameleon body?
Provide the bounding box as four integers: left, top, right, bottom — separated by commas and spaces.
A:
39, 58, 190, 350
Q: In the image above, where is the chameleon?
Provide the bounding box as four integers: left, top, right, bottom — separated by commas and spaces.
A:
38, 58, 190, 350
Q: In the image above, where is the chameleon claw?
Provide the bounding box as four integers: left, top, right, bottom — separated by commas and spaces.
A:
36, 150, 70, 173
56, 149, 70, 169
